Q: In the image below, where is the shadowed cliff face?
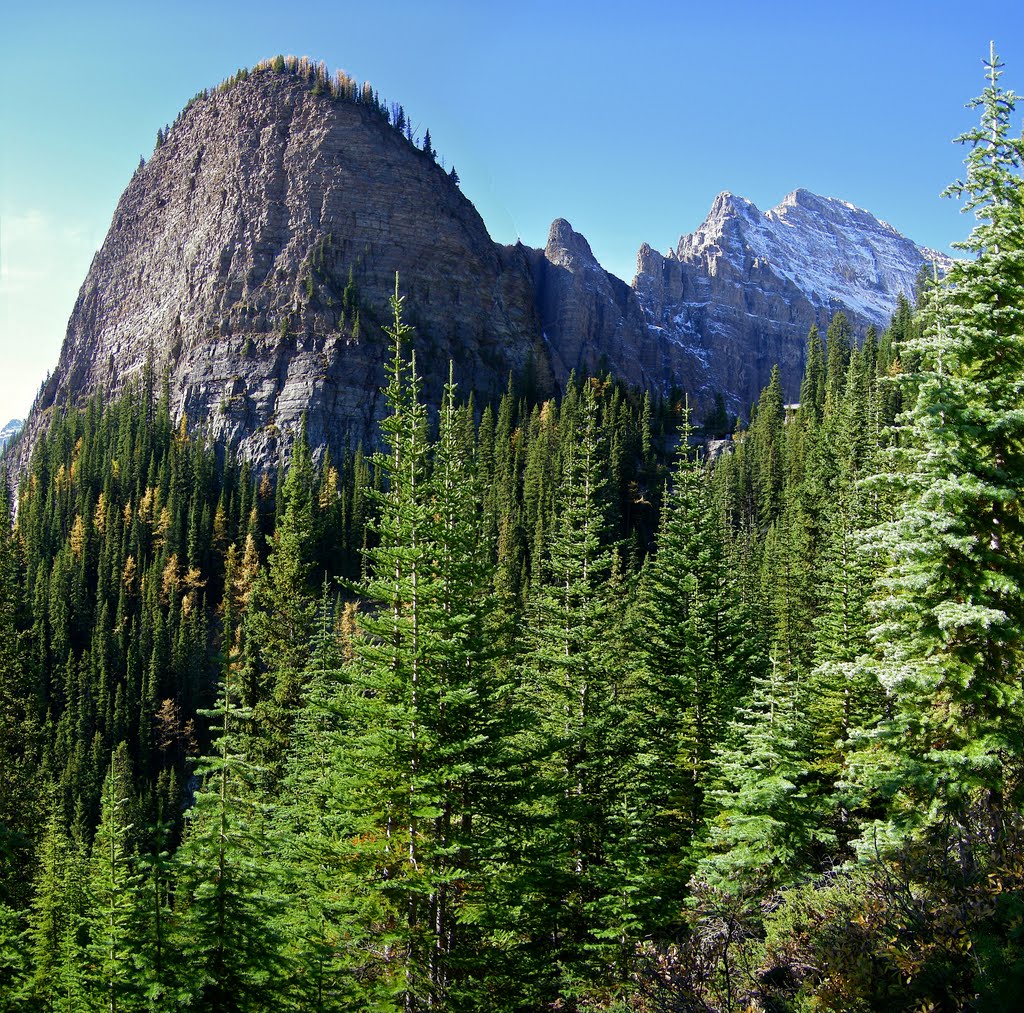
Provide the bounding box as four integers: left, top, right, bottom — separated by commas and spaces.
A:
32, 69, 548, 468
532, 219, 707, 399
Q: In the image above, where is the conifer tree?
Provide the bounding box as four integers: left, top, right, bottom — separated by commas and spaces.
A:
519, 380, 639, 1001
749, 365, 785, 530
824, 311, 853, 411
26, 808, 90, 1011
330, 281, 436, 1007
269, 581, 366, 1012
799, 325, 826, 424
630, 409, 759, 917
240, 422, 318, 784
84, 744, 145, 1012
699, 648, 833, 897
849, 47, 1024, 846
132, 802, 178, 1011
172, 675, 287, 1011
324, 281, 521, 1009
0, 477, 41, 909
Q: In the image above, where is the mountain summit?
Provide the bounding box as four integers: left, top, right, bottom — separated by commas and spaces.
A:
29, 60, 548, 469
633, 189, 952, 411
679, 188, 949, 325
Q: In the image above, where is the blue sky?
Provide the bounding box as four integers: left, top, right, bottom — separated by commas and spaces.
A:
1, 0, 1022, 423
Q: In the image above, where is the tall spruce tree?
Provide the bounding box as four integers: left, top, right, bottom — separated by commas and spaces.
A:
518, 380, 640, 1003
328, 282, 519, 1009
84, 744, 145, 1012
25, 807, 90, 1012
630, 410, 758, 920
849, 46, 1024, 845
329, 282, 437, 1009
172, 675, 287, 1012
0, 476, 41, 911
698, 645, 833, 898
273, 589, 363, 1013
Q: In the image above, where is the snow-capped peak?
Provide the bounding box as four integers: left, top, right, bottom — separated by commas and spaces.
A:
676, 189, 954, 326
0, 419, 24, 452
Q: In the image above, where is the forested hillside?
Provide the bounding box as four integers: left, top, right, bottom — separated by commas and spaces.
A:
0, 53, 1022, 1012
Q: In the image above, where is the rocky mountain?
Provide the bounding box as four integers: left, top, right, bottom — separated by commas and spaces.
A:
15, 59, 952, 479
632, 188, 953, 413
24, 61, 551, 472
0, 419, 23, 453
529, 219, 704, 396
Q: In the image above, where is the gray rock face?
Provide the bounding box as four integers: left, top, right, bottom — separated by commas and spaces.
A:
532, 219, 654, 384
29, 68, 548, 469
632, 189, 953, 413
530, 219, 706, 398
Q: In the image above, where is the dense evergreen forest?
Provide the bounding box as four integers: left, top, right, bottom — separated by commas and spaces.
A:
1, 53, 1023, 1013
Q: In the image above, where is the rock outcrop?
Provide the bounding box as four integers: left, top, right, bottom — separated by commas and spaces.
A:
531, 220, 654, 385
28, 66, 548, 470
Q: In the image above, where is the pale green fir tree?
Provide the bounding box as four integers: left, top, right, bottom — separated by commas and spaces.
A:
849, 45, 1024, 846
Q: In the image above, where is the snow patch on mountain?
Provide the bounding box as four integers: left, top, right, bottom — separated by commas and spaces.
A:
0, 419, 24, 453
673, 188, 954, 327
630, 187, 957, 415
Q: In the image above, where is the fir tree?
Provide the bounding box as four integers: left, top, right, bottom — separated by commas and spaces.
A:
273, 588, 363, 1012
748, 365, 785, 530
630, 409, 759, 918
849, 46, 1024, 847
172, 676, 287, 1011
25, 807, 90, 1012
699, 647, 833, 897
326, 281, 521, 1008
519, 380, 637, 1002
84, 744, 145, 1012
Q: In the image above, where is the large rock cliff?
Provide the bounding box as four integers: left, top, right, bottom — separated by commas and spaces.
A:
530, 219, 710, 399
30, 65, 548, 468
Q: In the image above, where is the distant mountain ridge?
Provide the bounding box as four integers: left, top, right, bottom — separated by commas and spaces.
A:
681, 189, 947, 326
12, 59, 952, 477
0, 420, 23, 453
632, 188, 953, 413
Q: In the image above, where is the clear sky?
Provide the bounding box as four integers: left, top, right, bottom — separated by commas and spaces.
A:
1, 0, 1022, 425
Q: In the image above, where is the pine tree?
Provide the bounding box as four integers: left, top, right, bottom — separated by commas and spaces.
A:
630, 409, 759, 919
799, 325, 826, 424
519, 380, 638, 1002
824, 312, 853, 412
331, 280, 436, 1008
273, 588, 363, 1013
324, 280, 522, 1009
172, 675, 287, 1011
849, 47, 1024, 846
84, 744, 145, 1012
748, 365, 785, 530
25, 807, 90, 1012
240, 421, 318, 785
132, 802, 178, 1010
0, 476, 42, 911
698, 647, 833, 897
